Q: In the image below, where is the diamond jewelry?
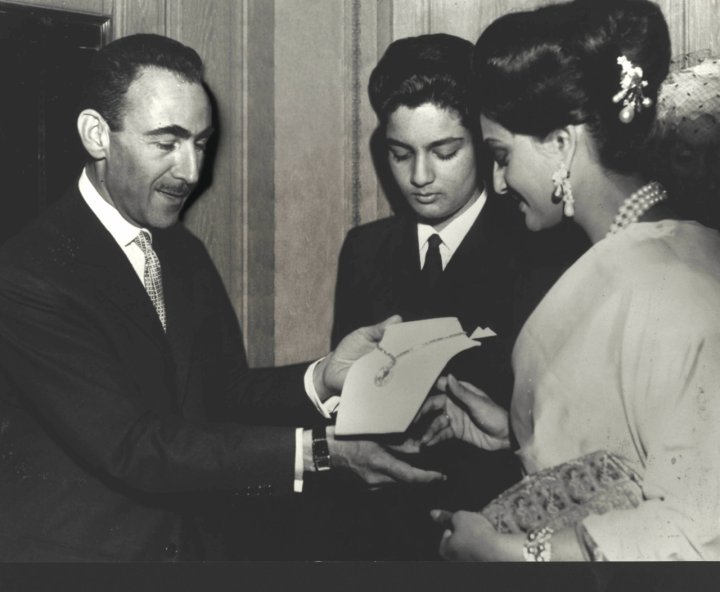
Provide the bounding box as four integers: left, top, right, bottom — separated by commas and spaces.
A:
374, 331, 466, 387
523, 526, 555, 562
607, 181, 668, 237
551, 161, 575, 217
613, 55, 653, 124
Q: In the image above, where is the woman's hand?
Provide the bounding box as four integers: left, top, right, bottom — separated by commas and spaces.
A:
432, 509, 586, 561
431, 509, 524, 561
417, 374, 510, 450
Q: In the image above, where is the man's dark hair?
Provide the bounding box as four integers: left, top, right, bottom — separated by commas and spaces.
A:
79, 33, 205, 131
368, 33, 478, 133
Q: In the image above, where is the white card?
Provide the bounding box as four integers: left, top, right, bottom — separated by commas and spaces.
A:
470, 326, 497, 340
334, 317, 481, 436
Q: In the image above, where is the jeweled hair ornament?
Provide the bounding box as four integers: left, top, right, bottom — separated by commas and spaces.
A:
612, 55, 653, 123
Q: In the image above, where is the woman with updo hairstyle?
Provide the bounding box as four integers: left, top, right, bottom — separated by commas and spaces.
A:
422, 0, 720, 561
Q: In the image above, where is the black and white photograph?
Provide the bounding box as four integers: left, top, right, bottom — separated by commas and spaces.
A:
0, 0, 719, 588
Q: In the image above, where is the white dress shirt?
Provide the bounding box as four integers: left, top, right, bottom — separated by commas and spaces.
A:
416, 190, 487, 270
79, 169, 149, 284
78, 168, 327, 493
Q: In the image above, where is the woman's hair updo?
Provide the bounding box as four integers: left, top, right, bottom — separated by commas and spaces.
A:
369, 33, 478, 133
474, 0, 671, 173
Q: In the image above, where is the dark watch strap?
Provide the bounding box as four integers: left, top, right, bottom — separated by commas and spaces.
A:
312, 426, 332, 472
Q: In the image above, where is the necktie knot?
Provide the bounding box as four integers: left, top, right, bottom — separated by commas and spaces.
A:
134, 230, 167, 332
134, 229, 153, 253
426, 233, 442, 252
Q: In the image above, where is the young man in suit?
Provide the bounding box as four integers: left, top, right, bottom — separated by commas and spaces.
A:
0, 34, 444, 561
296, 34, 529, 561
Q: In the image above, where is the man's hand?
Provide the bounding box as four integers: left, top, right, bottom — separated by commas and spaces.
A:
313, 315, 402, 400
324, 426, 445, 489
416, 374, 510, 451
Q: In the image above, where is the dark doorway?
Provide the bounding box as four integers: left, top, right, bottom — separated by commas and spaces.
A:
0, 2, 109, 244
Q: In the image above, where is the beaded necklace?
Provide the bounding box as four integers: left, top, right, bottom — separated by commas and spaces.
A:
374, 331, 466, 387
606, 181, 668, 237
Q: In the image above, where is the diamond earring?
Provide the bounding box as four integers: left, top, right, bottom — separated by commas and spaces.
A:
551, 162, 575, 217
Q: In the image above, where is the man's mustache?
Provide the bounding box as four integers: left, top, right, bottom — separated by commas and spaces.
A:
156, 183, 193, 198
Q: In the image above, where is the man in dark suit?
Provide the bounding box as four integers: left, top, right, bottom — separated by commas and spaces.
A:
0, 33, 444, 562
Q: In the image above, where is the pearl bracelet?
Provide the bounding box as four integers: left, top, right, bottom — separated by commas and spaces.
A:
522, 526, 554, 562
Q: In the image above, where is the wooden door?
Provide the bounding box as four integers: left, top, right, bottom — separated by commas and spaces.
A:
0, 2, 108, 244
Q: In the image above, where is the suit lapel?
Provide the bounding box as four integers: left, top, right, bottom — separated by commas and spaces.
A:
386, 217, 426, 321
153, 231, 195, 408
442, 200, 495, 286
438, 196, 516, 333
61, 189, 169, 352
403, 198, 503, 325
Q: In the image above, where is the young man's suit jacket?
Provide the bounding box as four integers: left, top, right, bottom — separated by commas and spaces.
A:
0, 187, 320, 561
298, 195, 527, 560
333, 193, 526, 401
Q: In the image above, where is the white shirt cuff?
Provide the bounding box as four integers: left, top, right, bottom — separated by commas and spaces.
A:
294, 427, 304, 493
304, 358, 341, 418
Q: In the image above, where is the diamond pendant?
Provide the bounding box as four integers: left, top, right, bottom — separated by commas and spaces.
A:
374, 364, 394, 387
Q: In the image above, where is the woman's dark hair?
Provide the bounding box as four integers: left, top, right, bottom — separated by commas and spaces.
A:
474, 0, 671, 173
369, 33, 478, 133
80, 33, 205, 131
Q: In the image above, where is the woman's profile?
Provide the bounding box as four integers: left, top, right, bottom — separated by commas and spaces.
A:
423, 0, 720, 561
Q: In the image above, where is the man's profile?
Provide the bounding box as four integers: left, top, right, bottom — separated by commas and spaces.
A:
0, 33, 442, 562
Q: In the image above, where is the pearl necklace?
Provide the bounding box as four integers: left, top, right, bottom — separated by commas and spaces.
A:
606, 181, 668, 237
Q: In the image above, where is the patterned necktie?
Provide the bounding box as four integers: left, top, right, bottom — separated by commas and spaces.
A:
422, 233, 443, 290
133, 230, 167, 332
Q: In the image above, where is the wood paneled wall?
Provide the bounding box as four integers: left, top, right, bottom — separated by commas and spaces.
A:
269, 0, 720, 364
9, 0, 720, 366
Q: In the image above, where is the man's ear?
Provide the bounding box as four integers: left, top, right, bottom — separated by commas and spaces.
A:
77, 109, 111, 160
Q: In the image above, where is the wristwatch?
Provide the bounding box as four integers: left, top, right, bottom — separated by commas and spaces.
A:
311, 427, 332, 472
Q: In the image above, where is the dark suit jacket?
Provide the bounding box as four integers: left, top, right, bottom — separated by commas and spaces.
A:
293, 195, 529, 560
0, 188, 320, 561
332, 193, 528, 405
